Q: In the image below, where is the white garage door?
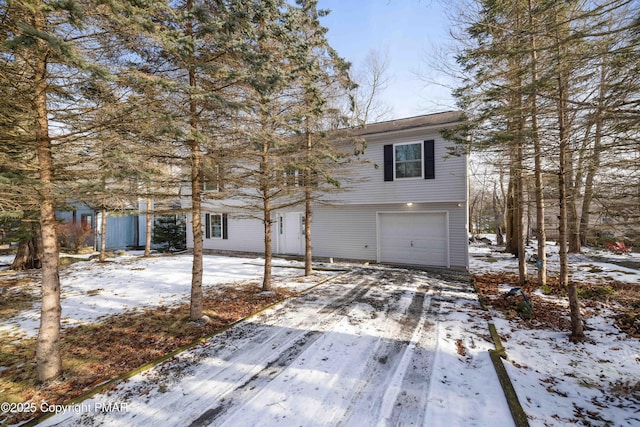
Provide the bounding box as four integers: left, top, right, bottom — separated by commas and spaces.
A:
378, 212, 449, 267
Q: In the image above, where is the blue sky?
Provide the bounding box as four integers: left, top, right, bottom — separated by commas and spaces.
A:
318, 0, 458, 120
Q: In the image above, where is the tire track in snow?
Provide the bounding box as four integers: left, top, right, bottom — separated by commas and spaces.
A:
39, 268, 460, 427
204, 269, 441, 427
186, 271, 379, 426
55, 272, 374, 427
378, 287, 440, 426
333, 273, 441, 426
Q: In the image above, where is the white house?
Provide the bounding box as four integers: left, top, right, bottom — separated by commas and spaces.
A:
184, 111, 469, 269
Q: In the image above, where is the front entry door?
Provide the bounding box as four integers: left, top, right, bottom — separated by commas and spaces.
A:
278, 212, 303, 255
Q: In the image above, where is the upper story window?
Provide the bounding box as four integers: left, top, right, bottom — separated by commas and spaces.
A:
384, 140, 435, 182
201, 163, 223, 192
395, 143, 423, 179
283, 166, 300, 187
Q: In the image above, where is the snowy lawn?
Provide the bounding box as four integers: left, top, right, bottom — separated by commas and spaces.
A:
471, 237, 640, 426
0, 252, 338, 340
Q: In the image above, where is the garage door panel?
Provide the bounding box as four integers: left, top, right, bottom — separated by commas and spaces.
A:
379, 212, 448, 267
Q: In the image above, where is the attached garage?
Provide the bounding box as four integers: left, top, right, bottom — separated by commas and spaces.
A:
377, 212, 449, 267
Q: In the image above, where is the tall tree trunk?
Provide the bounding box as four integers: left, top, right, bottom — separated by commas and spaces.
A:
262, 199, 273, 292
144, 196, 152, 257
513, 7, 527, 285
33, 6, 62, 382
492, 185, 504, 245
580, 62, 606, 246
98, 208, 107, 262
567, 150, 581, 253
188, 79, 204, 321
555, 9, 584, 340
186, 0, 203, 321
304, 191, 312, 275
529, 0, 547, 287
516, 116, 527, 284
261, 117, 273, 291
505, 174, 518, 255
304, 129, 313, 276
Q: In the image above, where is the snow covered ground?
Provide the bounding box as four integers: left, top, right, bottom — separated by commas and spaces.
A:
2, 242, 639, 426
2, 252, 513, 426
30, 265, 511, 427
0, 253, 337, 340
471, 237, 640, 426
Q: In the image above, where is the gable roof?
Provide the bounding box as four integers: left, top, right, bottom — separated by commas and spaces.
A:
355, 111, 463, 137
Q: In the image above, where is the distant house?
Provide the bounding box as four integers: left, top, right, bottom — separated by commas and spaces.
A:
56, 199, 188, 251
56, 203, 149, 250
183, 111, 469, 269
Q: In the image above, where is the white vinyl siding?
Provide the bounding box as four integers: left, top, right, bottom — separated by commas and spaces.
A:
186, 213, 264, 253
332, 132, 466, 205
182, 114, 469, 269
309, 203, 468, 269
187, 202, 468, 269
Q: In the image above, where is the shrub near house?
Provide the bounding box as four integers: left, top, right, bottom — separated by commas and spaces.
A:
153, 216, 187, 252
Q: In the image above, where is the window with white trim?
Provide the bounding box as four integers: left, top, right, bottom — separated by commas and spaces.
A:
394, 142, 423, 179
210, 213, 222, 238
201, 164, 223, 192
205, 213, 227, 239
283, 166, 300, 187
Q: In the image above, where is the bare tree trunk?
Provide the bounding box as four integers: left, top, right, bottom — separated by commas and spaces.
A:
505, 175, 518, 255
304, 185, 312, 276
526, 181, 532, 245
186, 0, 203, 321
188, 88, 204, 320
516, 108, 527, 285
492, 185, 504, 245
567, 151, 581, 253
555, 9, 584, 340
528, 0, 547, 287
98, 208, 107, 262
533, 127, 547, 288
33, 6, 62, 382
304, 129, 313, 276
469, 196, 475, 235
144, 196, 152, 257
559, 127, 584, 338
262, 204, 273, 292
580, 62, 606, 246
512, 7, 527, 285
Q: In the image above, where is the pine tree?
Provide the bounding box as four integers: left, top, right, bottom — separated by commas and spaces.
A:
100, 0, 247, 319
452, 0, 640, 340
153, 215, 186, 251
226, 0, 354, 289
286, 0, 354, 276
1, 0, 109, 383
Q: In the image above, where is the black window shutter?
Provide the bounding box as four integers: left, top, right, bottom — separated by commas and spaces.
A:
424, 140, 435, 179
222, 214, 228, 240
205, 213, 211, 239
383, 144, 393, 181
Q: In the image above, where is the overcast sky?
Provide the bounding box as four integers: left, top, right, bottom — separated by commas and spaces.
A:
318, 0, 459, 121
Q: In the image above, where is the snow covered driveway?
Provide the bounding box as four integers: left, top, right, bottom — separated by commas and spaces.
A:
39, 267, 512, 427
